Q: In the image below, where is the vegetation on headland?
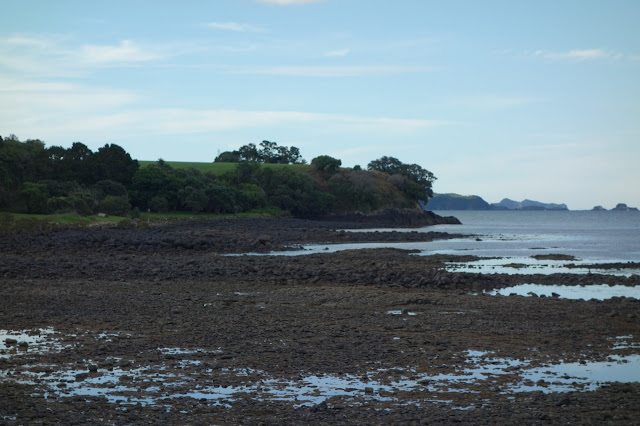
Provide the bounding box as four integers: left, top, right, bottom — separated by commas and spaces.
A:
0, 134, 437, 223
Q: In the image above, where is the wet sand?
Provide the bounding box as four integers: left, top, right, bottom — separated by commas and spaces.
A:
1, 217, 638, 424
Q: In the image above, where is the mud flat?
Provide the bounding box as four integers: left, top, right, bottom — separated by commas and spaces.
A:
0, 217, 638, 424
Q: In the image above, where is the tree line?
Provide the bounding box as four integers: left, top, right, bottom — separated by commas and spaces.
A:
0, 135, 436, 218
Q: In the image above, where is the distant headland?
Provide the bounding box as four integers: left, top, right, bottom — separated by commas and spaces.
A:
424, 194, 568, 211
425, 194, 639, 211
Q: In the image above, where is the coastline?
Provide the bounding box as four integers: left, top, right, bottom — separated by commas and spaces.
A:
0, 215, 638, 423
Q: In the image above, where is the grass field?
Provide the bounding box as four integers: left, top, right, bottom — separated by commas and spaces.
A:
7, 213, 125, 224
138, 161, 311, 174
0, 207, 288, 232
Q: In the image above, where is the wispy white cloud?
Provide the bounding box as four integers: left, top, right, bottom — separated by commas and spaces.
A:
0, 35, 188, 77
5, 35, 51, 48
79, 40, 162, 64
532, 48, 622, 61
0, 77, 138, 114
0, 76, 139, 141
227, 65, 434, 77
256, 0, 325, 5
450, 95, 541, 109
207, 22, 264, 32
0, 74, 450, 142
324, 48, 350, 57
75, 110, 448, 135
0, 34, 78, 77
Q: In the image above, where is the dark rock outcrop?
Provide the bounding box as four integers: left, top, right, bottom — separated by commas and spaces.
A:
613, 203, 639, 211
315, 208, 461, 227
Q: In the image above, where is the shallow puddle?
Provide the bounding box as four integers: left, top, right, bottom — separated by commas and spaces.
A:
0, 328, 68, 359
611, 335, 640, 350
483, 284, 640, 300
225, 241, 433, 257
2, 329, 639, 409
445, 257, 640, 277
386, 310, 419, 316
227, 243, 640, 278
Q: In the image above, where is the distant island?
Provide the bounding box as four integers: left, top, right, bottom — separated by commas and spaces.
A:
592, 203, 639, 211
424, 193, 568, 211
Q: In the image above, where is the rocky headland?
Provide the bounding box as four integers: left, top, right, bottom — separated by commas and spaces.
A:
426, 194, 569, 211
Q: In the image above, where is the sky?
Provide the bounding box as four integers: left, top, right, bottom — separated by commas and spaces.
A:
1, 0, 638, 210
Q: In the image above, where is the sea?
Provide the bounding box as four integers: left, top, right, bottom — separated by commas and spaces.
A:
429, 209, 640, 262
427, 210, 640, 278
264, 210, 640, 279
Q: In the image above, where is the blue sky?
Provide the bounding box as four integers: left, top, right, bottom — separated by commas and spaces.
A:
1, 0, 638, 210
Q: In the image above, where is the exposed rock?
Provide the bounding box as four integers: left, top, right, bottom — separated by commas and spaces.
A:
316, 208, 461, 227
613, 203, 639, 211
0, 216, 638, 424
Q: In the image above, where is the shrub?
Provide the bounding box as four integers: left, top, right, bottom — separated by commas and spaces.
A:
311, 155, 342, 175
130, 207, 141, 219
20, 182, 49, 214
47, 196, 74, 213
0, 213, 14, 234
100, 195, 131, 216
70, 196, 93, 216
205, 184, 238, 213
237, 183, 266, 211
93, 179, 128, 199
149, 196, 169, 213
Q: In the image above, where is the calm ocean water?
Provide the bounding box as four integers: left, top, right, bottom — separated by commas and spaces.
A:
264, 210, 640, 276
430, 210, 640, 262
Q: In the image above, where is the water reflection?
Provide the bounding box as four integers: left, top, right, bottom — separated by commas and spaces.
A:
2, 328, 638, 408
483, 284, 640, 300
446, 257, 640, 277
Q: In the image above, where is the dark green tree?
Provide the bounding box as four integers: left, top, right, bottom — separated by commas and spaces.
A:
238, 143, 261, 162
93, 180, 128, 199
368, 156, 436, 203
214, 151, 240, 162
20, 182, 49, 213
218, 141, 304, 164
311, 155, 342, 175
89, 144, 139, 185
99, 195, 131, 216
130, 166, 181, 210
178, 186, 208, 213
205, 184, 238, 213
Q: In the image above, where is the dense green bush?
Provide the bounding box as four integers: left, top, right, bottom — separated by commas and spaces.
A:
100, 195, 131, 216
236, 183, 267, 211
311, 155, 342, 175
93, 179, 128, 198
70, 195, 93, 216
1, 135, 438, 219
179, 186, 208, 213
47, 196, 75, 213
130, 207, 141, 219
20, 182, 49, 213
149, 196, 169, 213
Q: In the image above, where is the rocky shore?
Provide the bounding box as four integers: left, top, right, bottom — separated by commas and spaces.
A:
0, 215, 638, 424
